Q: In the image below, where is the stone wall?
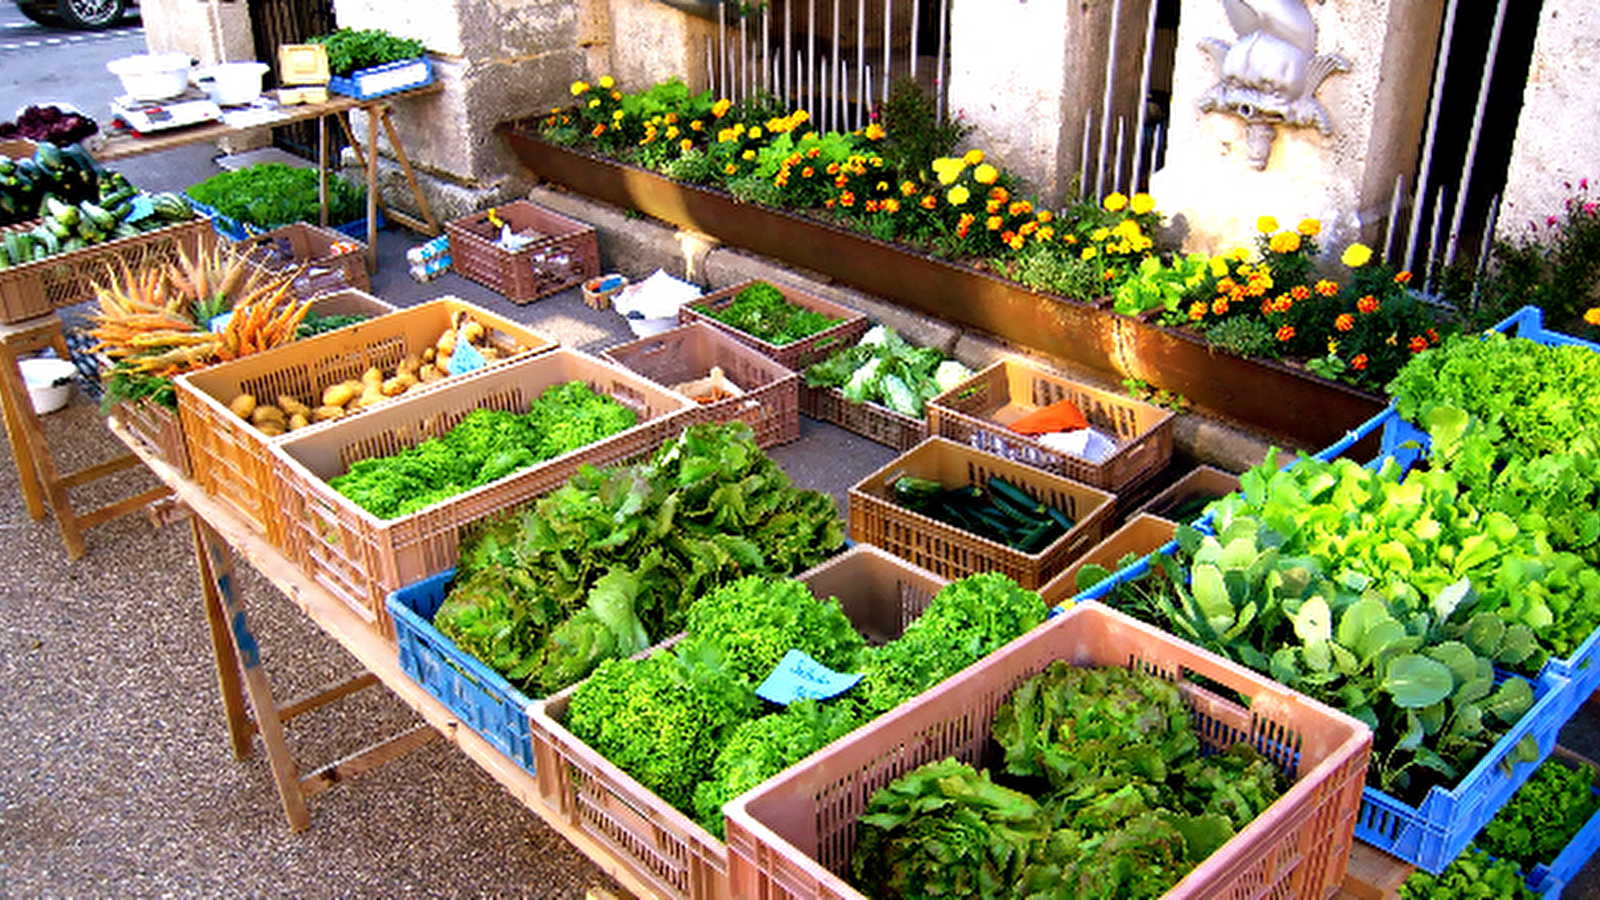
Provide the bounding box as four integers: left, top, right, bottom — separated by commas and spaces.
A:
1499, 0, 1600, 239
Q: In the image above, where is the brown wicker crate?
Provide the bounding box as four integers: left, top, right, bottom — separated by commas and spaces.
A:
725, 602, 1372, 900
445, 200, 599, 303
678, 280, 870, 373
527, 546, 949, 900
927, 360, 1175, 492
798, 384, 927, 452
1134, 463, 1241, 526
0, 216, 214, 324
237, 222, 370, 299
176, 296, 552, 551
270, 348, 696, 639
847, 437, 1115, 589
602, 322, 800, 449
1038, 512, 1177, 607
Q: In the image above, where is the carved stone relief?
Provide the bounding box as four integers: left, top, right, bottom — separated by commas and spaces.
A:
1198, 0, 1351, 169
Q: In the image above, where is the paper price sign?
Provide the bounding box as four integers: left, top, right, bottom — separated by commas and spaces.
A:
446, 339, 487, 376
756, 649, 862, 705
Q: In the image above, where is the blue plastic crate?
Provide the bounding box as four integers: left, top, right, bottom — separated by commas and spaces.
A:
1528, 784, 1600, 897
187, 198, 383, 244
328, 56, 433, 100
386, 569, 537, 775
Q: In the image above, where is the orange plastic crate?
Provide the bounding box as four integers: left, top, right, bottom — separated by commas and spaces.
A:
237, 222, 370, 299
725, 601, 1373, 900
528, 546, 949, 900
928, 359, 1174, 492
270, 348, 695, 639
847, 437, 1115, 589
0, 215, 213, 324
445, 200, 598, 303
798, 384, 927, 452
602, 322, 800, 449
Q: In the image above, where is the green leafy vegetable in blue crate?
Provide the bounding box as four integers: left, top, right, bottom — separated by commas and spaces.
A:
310, 27, 426, 78
850, 665, 1284, 900
1398, 846, 1539, 899
330, 380, 636, 519
1476, 756, 1600, 874
185, 163, 366, 233
803, 325, 972, 418
694, 281, 840, 346
434, 422, 845, 697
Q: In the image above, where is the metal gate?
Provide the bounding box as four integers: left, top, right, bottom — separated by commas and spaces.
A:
247, 0, 343, 159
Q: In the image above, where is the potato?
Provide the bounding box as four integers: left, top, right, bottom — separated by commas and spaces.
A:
422, 346, 436, 364
361, 366, 383, 388
288, 412, 310, 431
278, 395, 312, 419
417, 363, 445, 383
460, 319, 485, 345
313, 405, 346, 422
479, 346, 499, 361
257, 421, 287, 437
228, 393, 258, 420
436, 328, 457, 357
250, 404, 286, 426
381, 377, 406, 397
322, 382, 359, 408
356, 385, 385, 408
398, 353, 422, 376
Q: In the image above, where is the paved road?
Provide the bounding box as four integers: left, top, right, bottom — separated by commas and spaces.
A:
0, 5, 145, 126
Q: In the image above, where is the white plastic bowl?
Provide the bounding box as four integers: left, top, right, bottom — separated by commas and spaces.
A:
107, 53, 193, 102
20, 357, 76, 415
196, 61, 269, 107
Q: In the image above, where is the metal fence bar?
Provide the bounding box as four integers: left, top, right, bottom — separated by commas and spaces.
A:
1095, 0, 1126, 201
883, 0, 894, 104
1444, 0, 1509, 270
1130, 0, 1160, 191
1427, 184, 1448, 291
1405, 0, 1461, 272
935, 0, 949, 121
1385, 174, 1405, 262
857, 0, 867, 127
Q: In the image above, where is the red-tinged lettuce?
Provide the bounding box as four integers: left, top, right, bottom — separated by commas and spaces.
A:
851, 758, 1049, 900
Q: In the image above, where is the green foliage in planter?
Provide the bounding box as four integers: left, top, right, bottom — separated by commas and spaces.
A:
310, 28, 425, 78
185, 163, 365, 232
1005, 243, 1105, 301
876, 78, 972, 180
1204, 316, 1278, 358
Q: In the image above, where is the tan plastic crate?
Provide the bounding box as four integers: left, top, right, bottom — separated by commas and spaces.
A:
0, 215, 214, 324
270, 348, 696, 639
602, 322, 800, 449
237, 222, 370, 299
725, 601, 1373, 900
1038, 512, 1177, 607
798, 384, 927, 452
445, 200, 599, 304
1136, 463, 1241, 526
927, 360, 1175, 492
178, 294, 542, 547
847, 437, 1114, 589
679, 280, 870, 373
529, 546, 949, 900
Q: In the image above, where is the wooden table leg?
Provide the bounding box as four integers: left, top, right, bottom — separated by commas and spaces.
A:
317, 113, 329, 229
193, 515, 252, 762
377, 107, 440, 237
364, 103, 379, 274
0, 330, 85, 558
0, 339, 47, 520
192, 518, 312, 832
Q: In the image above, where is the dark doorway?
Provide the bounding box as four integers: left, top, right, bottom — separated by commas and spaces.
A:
247, 0, 345, 160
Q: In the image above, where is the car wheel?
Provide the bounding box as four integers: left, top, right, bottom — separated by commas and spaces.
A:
55, 0, 125, 29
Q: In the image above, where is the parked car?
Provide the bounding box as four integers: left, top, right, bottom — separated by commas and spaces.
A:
14, 0, 136, 30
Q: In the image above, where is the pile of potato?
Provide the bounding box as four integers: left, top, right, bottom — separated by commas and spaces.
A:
225, 314, 518, 436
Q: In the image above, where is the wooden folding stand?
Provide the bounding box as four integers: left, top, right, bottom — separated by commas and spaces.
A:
0, 313, 168, 559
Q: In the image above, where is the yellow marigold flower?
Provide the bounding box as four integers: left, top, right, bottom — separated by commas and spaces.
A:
987, 215, 1003, 231
1189, 301, 1208, 321
1081, 247, 1099, 260
1230, 246, 1252, 262
725, 163, 737, 174
1269, 231, 1302, 254
794, 109, 810, 123
1130, 193, 1155, 215
1114, 219, 1142, 239
1587, 307, 1600, 327
748, 127, 762, 140
1298, 218, 1321, 236
1009, 233, 1025, 250
588, 98, 601, 108
1103, 192, 1128, 212
665, 126, 679, 139
599, 76, 615, 89
947, 185, 971, 206
876, 181, 888, 192
1342, 243, 1374, 268
742, 149, 756, 160
613, 110, 625, 121
571, 81, 590, 95
973, 164, 999, 185
869, 156, 883, 167
1091, 227, 1110, 242
864, 123, 886, 140
1315, 279, 1339, 297
964, 149, 985, 165
1019, 221, 1037, 236
1037, 210, 1053, 224
1257, 215, 1279, 234
1210, 256, 1230, 278
680, 138, 694, 151
1328, 338, 1339, 354
1038, 226, 1055, 241
690, 120, 703, 131
712, 98, 733, 118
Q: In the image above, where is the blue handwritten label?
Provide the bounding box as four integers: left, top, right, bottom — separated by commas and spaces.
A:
125, 195, 155, 223
756, 649, 862, 705
446, 339, 486, 376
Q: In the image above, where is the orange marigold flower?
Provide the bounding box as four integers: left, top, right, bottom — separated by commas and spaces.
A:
1394, 270, 1413, 284
1009, 200, 1033, 216
840, 191, 855, 207
990, 186, 1010, 203
1298, 218, 1322, 237
1269, 231, 1302, 254
1351, 354, 1369, 371
826, 162, 840, 175
901, 181, 918, 197
1271, 295, 1293, 313
956, 213, 975, 237
1010, 233, 1026, 250
1409, 335, 1428, 353
591, 124, 607, 137
801, 166, 814, 178
1217, 278, 1237, 293
1019, 221, 1037, 236
1315, 279, 1339, 297
680, 138, 694, 151
835, 175, 849, 189
1189, 301, 1208, 321
920, 194, 938, 210
824, 198, 836, 209
1276, 325, 1296, 342
1357, 295, 1380, 314
987, 215, 1004, 231
1290, 284, 1311, 301
712, 98, 733, 118
864, 123, 886, 140
882, 198, 900, 213
1335, 313, 1355, 332
1212, 298, 1230, 316
1426, 328, 1440, 343
1037, 210, 1054, 224
865, 199, 880, 213
806, 147, 821, 158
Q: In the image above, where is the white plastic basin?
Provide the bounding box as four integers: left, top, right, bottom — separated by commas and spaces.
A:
107, 53, 193, 102
196, 61, 270, 107
20, 357, 76, 415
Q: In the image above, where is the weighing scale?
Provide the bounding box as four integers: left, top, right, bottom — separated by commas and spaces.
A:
109, 91, 223, 135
